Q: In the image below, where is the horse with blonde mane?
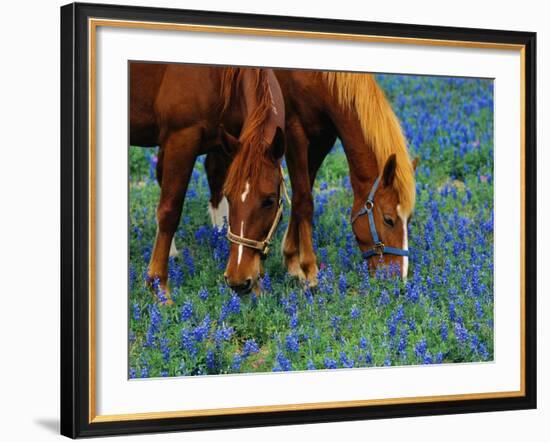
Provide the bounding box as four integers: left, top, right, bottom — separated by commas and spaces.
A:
207, 69, 416, 286
130, 64, 285, 300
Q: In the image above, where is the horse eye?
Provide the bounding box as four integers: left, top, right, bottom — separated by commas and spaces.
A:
383, 215, 395, 228
262, 197, 275, 208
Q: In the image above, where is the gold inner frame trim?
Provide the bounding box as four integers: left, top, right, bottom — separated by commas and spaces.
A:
88, 17, 527, 424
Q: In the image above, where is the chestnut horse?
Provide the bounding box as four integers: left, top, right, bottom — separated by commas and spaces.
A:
130, 64, 285, 299
207, 70, 416, 286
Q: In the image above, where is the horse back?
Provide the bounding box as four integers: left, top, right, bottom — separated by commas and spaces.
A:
130, 64, 224, 147
130, 63, 167, 146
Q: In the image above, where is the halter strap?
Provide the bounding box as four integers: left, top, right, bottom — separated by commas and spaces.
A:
350, 176, 409, 260
226, 165, 289, 258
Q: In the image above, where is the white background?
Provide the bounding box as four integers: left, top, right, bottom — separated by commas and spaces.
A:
0, 0, 547, 440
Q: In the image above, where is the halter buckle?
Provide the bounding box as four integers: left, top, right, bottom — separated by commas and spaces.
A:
373, 242, 385, 256
365, 200, 374, 211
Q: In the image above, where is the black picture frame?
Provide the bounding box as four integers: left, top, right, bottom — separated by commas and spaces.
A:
61, 2, 536, 438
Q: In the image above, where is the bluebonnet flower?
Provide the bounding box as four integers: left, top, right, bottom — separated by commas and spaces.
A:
183, 248, 195, 276
397, 329, 408, 356
180, 301, 193, 322
160, 337, 170, 362
145, 304, 162, 347
180, 328, 197, 357
285, 333, 300, 353
478, 342, 489, 360
350, 307, 360, 319
454, 322, 469, 344
303, 287, 314, 304
339, 352, 354, 368
193, 315, 211, 343
198, 287, 209, 301
365, 352, 373, 364
262, 272, 272, 292
219, 293, 240, 321
273, 353, 292, 371
242, 339, 260, 357
231, 353, 242, 371
129, 265, 137, 290
378, 289, 391, 306
414, 338, 428, 360
359, 337, 368, 349
338, 271, 349, 295
129, 368, 137, 379
307, 360, 316, 370
449, 301, 456, 322
475, 300, 484, 319
324, 357, 337, 369
440, 322, 449, 341
214, 325, 234, 346
132, 303, 141, 321
168, 256, 184, 287
206, 349, 217, 371
329, 315, 341, 333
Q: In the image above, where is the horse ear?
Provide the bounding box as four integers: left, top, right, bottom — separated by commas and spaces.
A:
412, 156, 420, 172
382, 154, 397, 187
218, 125, 240, 155
270, 126, 285, 161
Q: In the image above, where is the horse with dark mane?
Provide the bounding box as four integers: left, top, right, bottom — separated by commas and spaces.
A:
207, 69, 416, 286
130, 64, 285, 300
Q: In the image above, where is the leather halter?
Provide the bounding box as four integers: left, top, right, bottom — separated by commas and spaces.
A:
226, 166, 290, 259
350, 176, 409, 260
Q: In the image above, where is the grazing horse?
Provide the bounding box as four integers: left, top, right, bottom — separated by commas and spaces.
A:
207, 70, 416, 285
130, 64, 285, 299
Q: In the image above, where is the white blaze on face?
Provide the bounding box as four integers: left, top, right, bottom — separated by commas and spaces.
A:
397, 204, 409, 278
237, 221, 244, 267
241, 181, 250, 203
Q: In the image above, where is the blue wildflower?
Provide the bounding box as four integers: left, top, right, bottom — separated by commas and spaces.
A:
243, 339, 260, 357
324, 357, 337, 369
180, 300, 193, 322
285, 333, 300, 353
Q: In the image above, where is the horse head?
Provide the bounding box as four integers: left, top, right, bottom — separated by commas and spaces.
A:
351, 155, 418, 279
221, 69, 286, 295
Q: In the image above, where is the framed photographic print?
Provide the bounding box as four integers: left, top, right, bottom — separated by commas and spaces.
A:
60, 2, 537, 438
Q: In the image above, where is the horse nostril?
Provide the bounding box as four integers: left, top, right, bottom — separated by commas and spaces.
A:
243, 278, 252, 291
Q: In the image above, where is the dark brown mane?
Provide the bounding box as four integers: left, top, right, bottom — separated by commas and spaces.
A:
222, 68, 279, 198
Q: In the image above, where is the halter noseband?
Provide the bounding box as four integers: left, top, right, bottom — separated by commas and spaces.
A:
350, 176, 409, 260
226, 166, 290, 259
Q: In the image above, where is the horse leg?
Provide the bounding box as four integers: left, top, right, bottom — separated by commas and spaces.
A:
205, 151, 231, 229
148, 126, 201, 301
155, 147, 179, 258
283, 122, 318, 285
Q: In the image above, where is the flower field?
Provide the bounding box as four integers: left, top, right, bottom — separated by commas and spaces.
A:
128, 74, 494, 378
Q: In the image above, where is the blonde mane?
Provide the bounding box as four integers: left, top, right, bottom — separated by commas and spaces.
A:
322, 72, 416, 216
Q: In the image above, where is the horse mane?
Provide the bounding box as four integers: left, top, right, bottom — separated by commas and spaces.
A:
322, 72, 416, 216
221, 67, 277, 198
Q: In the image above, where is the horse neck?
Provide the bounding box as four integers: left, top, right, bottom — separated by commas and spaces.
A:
241, 69, 283, 141
324, 90, 379, 204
